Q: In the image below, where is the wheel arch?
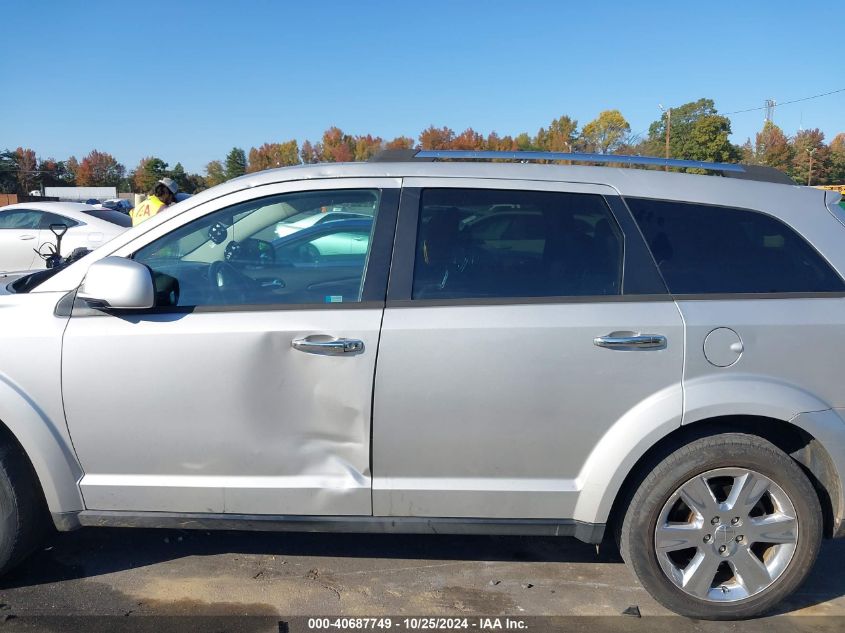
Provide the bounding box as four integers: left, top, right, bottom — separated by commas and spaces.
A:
605, 415, 843, 542
0, 378, 84, 526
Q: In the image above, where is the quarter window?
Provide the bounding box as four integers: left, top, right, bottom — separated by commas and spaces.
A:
133, 189, 380, 307
411, 189, 623, 299
628, 198, 845, 294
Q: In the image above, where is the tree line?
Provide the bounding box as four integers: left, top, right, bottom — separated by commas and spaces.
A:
2, 98, 843, 196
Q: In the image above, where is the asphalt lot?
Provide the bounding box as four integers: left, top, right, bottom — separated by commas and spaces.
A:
1, 526, 845, 631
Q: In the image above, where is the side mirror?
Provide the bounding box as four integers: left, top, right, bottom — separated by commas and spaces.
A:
77, 257, 155, 310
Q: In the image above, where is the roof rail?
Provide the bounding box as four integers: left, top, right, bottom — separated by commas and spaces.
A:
388, 149, 746, 173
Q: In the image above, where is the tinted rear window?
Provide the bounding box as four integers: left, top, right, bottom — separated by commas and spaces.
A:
82, 209, 132, 227
628, 198, 845, 294
412, 188, 623, 299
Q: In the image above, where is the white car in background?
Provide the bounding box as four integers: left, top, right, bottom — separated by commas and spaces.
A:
0, 202, 130, 273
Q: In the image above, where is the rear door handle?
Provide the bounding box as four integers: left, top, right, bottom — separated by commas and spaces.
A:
18, 234, 36, 241
292, 335, 364, 356
594, 332, 667, 350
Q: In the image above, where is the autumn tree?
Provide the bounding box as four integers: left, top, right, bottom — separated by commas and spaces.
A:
486, 132, 518, 152
753, 122, 792, 172
65, 156, 79, 183
225, 147, 247, 179
580, 111, 630, 154
385, 136, 415, 150
205, 160, 227, 187
353, 135, 383, 161
536, 115, 578, 152
76, 150, 125, 187
829, 133, 845, 183
300, 140, 320, 164
133, 157, 168, 192
14, 147, 37, 193
247, 140, 300, 172
419, 126, 455, 150
316, 127, 354, 162
791, 129, 830, 186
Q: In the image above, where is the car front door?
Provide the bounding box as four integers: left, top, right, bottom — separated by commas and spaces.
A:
61, 179, 399, 515
0, 209, 43, 272
372, 179, 685, 519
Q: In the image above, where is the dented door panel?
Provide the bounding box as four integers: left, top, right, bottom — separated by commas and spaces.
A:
62, 308, 380, 514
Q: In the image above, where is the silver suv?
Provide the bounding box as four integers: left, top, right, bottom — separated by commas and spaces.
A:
2, 150, 845, 619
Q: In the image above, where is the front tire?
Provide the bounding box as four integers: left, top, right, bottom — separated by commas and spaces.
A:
0, 439, 47, 575
620, 433, 822, 619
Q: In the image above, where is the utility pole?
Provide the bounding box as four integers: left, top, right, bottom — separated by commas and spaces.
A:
659, 104, 672, 172
807, 147, 816, 186
765, 99, 776, 123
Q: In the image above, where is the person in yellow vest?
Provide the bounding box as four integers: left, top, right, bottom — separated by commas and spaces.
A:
131, 178, 179, 226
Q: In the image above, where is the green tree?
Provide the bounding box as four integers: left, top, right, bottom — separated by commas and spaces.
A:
182, 172, 207, 194
791, 129, 830, 186
37, 158, 75, 188
0, 150, 17, 193
515, 132, 534, 151
168, 162, 190, 191
580, 110, 630, 154
205, 160, 227, 187
225, 147, 247, 179
133, 157, 168, 192
647, 99, 739, 166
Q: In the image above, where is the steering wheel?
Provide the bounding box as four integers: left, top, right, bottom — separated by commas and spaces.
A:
208, 260, 257, 304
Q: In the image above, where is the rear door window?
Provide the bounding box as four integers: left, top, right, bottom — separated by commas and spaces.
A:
0, 210, 43, 229
412, 188, 623, 299
628, 198, 845, 294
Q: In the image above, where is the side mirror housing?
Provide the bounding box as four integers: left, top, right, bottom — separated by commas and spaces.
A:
77, 257, 155, 310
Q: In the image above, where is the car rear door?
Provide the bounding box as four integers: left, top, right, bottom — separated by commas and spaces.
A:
61, 179, 399, 516
0, 209, 43, 272
372, 179, 685, 519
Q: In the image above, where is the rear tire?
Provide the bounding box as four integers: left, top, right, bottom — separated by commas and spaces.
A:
620, 433, 822, 619
0, 440, 48, 575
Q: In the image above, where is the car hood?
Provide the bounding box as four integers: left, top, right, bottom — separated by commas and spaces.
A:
0, 271, 30, 295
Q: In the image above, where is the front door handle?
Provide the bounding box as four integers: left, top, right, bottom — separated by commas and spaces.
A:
292, 335, 364, 356
594, 332, 667, 350
18, 234, 36, 241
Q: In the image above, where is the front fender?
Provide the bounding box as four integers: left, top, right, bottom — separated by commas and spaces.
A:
0, 377, 84, 516
0, 291, 84, 523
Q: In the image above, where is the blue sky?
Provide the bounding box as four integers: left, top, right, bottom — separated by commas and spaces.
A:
1, 0, 842, 174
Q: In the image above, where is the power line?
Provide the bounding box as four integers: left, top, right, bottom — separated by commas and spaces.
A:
723, 87, 845, 116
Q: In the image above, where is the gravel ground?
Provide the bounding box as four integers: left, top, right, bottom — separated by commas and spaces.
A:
0, 527, 844, 630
